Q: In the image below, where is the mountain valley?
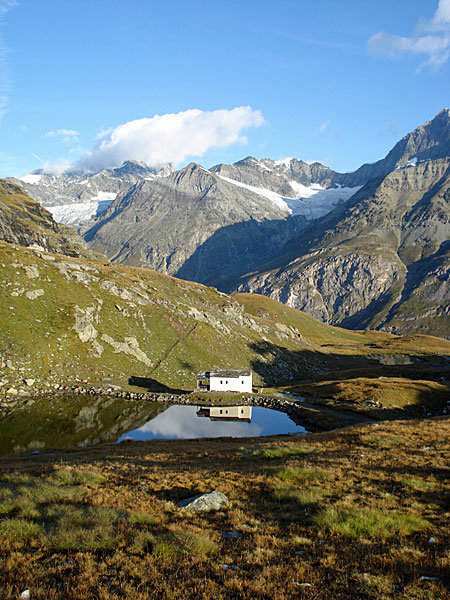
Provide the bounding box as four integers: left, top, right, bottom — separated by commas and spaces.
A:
11, 108, 450, 339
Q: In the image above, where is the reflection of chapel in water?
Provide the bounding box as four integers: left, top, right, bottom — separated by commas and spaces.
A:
196, 406, 252, 423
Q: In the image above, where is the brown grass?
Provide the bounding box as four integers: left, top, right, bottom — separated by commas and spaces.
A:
0, 417, 449, 599
286, 375, 450, 418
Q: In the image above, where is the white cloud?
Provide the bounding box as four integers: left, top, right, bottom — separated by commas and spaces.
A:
71, 106, 264, 173
368, 0, 450, 70
45, 128, 79, 142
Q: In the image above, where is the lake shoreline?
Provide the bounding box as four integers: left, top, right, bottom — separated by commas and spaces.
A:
0, 383, 375, 434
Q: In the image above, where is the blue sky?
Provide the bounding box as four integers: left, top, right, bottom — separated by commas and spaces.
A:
0, 0, 449, 177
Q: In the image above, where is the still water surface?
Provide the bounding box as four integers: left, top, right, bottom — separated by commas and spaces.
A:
0, 395, 306, 456
117, 404, 306, 442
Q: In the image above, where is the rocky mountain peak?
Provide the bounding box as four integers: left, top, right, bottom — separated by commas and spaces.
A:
112, 160, 174, 179
172, 162, 218, 191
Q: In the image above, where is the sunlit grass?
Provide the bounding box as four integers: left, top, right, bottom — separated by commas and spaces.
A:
361, 434, 405, 448
314, 505, 429, 539
272, 484, 325, 507
262, 446, 318, 458
275, 467, 329, 483
402, 477, 436, 492
0, 417, 448, 599
0, 518, 42, 541
50, 468, 106, 487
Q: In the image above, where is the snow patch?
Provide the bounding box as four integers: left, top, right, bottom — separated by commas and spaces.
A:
219, 175, 360, 219
19, 173, 42, 185
45, 199, 115, 225
289, 181, 324, 197
407, 157, 417, 166
274, 157, 293, 168
90, 191, 117, 201
217, 176, 290, 211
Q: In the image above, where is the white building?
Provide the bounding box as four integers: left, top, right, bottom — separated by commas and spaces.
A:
196, 370, 252, 393
197, 405, 252, 422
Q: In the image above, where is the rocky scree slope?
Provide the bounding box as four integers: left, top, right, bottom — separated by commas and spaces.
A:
83, 163, 308, 284
0, 179, 98, 259
231, 157, 450, 338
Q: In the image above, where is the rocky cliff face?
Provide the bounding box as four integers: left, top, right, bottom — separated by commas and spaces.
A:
0, 179, 98, 259
211, 156, 342, 194
7, 160, 174, 226
232, 157, 450, 337
84, 163, 308, 284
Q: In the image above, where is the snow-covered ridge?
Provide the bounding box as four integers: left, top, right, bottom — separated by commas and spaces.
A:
218, 174, 360, 219
19, 173, 42, 185
274, 157, 293, 168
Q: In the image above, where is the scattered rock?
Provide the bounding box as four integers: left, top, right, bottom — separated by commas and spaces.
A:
178, 490, 229, 511
6, 388, 17, 396
427, 537, 436, 546
418, 576, 438, 581
73, 304, 101, 343
218, 530, 242, 540
23, 265, 39, 278
25, 289, 44, 300
218, 564, 239, 571
90, 339, 104, 357
24, 378, 35, 387
101, 334, 153, 366
19, 590, 30, 599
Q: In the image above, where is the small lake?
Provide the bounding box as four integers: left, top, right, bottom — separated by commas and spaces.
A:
117, 404, 306, 442
0, 395, 306, 456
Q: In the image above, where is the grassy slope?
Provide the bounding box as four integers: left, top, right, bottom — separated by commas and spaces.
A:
1, 242, 450, 397
0, 417, 448, 599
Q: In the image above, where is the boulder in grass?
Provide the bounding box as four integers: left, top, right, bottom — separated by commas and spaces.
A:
178, 490, 229, 511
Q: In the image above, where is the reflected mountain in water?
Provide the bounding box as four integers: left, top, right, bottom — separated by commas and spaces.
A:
197, 405, 252, 423
0, 394, 166, 456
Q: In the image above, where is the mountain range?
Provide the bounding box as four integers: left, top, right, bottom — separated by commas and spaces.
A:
9, 108, 450, 338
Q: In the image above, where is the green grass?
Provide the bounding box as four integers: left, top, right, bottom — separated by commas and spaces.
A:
49, 506, 122, 550
361, 434, 405, 448
152, 535, 185, 560
0, 518, 42, 541
275, 467, 329, 483
128, 510, 159, 525
402, 477, 436, 492
0, 472, 126, 550
153, 531, 217, 560
272, 484, 325, 507
261, 445, 317, 458
314, 506, 429, 540
50, 468, 107, 487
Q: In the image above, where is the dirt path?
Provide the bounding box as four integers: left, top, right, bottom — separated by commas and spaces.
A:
149, 323, 198, 375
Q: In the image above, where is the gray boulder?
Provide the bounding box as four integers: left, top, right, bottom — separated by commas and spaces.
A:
178, 490, 229, 511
